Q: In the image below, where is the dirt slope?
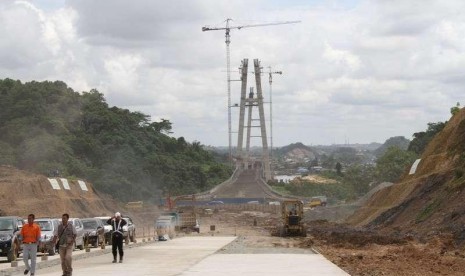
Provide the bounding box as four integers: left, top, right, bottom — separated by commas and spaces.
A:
347, 108, 465, 244
0, 165, 135, 219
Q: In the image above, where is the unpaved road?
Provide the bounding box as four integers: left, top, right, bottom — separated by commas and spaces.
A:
4, 208, 464, 276
202, 209, 465, 276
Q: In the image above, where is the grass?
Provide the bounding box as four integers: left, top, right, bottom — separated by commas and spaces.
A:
415, 199, 441, 223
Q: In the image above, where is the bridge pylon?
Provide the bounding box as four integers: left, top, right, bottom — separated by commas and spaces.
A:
236, 58, 271, 181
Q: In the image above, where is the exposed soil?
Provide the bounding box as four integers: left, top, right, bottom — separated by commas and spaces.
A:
0, 165, 157, 228
197, 208, 465, 276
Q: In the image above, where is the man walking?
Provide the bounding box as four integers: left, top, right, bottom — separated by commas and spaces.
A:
21, 214, 41, 276
107, 212, 127, 263
53, 213, 76, 276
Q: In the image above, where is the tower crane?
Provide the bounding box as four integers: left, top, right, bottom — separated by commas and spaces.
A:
202, 19, 300, 165
268, 67, 282, 177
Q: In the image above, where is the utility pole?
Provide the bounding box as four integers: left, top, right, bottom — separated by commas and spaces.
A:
202, 19, 300, 166
268, 67, 282, 178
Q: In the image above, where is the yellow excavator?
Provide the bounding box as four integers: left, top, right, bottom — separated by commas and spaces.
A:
273, 200, 307, 237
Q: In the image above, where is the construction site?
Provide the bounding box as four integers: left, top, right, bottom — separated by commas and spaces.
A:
2, 70, 465, 275
2, 14, 465, 276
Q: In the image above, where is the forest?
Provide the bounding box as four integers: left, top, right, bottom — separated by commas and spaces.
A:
0, 79, 232, 203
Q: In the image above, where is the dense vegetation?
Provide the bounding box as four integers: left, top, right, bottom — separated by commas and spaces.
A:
0, 79, 232, 202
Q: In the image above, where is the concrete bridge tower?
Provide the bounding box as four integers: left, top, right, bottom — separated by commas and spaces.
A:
236, 58, 271, 181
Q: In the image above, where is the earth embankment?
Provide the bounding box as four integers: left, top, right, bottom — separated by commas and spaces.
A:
0, 165, 131, 219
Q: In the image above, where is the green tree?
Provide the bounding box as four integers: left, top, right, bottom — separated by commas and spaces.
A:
408, 122, 446, 154
335, 162, 342, 176
375, 146, 417, 183
344, 164, 375, 196
0, 79, 232, 203
450, 102, 461, 116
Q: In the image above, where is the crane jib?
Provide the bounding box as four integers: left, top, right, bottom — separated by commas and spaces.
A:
202, 20, 301, 32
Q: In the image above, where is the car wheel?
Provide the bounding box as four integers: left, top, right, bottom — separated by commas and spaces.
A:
48, 248, 55, 256
125, 235, 129, 244
77, 238, 84, 250
130, 231, 135, 242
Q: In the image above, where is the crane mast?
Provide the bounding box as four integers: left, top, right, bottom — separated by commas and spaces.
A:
268, 67, 282, 177
202, 19, 300, 166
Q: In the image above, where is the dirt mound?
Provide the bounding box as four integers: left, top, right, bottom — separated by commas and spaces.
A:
305, 220, 465, 276
347, 108, 465, 244
0, 165, 150, 224
286, 147, 316, 161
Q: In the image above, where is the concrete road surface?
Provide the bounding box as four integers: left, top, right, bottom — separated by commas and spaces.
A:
3, 236, 348, 276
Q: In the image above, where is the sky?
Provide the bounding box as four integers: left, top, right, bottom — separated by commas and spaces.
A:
0, 0, 464, 147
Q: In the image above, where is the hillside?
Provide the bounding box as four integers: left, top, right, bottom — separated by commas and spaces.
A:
0, 79, 231, 203
0, 165, 160, 229
0, 165, 122, 217
275, 142, 317, 160
347, 107, 465, 243
373, 136, 410, 157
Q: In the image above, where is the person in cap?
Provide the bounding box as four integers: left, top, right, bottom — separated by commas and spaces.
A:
107, 212, 127, 263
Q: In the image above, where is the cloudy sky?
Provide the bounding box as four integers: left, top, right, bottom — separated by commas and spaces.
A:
1, 0, 464, 147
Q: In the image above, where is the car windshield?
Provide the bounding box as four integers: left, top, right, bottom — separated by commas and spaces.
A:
156, 221, 169, 227
37, 221, 52, 231
99, 219, 109, 225
0, 218, 14, 231
82, 220, 98, 229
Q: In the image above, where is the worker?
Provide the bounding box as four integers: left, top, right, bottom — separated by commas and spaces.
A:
54, 213, 77, 276
21, 214, 41, 276
107, 212, 127, 263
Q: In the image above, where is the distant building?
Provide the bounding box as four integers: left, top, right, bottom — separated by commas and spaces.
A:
274, 175, 299, 184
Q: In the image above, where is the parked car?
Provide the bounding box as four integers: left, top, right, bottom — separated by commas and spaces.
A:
67, 218, 85, 250
0, 216, 24, 262
94, 216, 112, 245
122, 217, 136, 243
36, 218, 59, 255
81, 218, 105, 248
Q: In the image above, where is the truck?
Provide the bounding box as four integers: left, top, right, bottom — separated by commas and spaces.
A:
306, 196, 327, 208
164, 195, 200, 233
177, 207, 199, 233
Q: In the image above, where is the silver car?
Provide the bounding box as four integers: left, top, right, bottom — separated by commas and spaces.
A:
36, 218, 59, 255
122, 217, 136, 243
67, 218, 85, 250
94, 216, 112, 245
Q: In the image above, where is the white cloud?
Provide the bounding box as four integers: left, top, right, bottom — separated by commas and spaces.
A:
1, 0, 464, 147
323, 42, 361, 71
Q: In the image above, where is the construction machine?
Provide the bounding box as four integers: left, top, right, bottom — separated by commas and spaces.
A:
165, 195, 200, 233
273, 200, 307, 237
